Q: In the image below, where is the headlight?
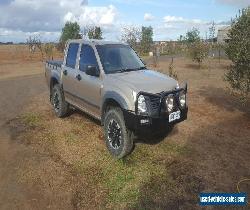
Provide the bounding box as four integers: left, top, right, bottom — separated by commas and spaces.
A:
166, 95, 174, 112
179, 91, 186, 108
138, 95, 147, 113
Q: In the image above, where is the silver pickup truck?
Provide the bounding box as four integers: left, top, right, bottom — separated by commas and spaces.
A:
45, 39, 188, 158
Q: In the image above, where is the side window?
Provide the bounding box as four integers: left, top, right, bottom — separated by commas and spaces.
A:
79, 44, 99, 72
66, 43, 79, 68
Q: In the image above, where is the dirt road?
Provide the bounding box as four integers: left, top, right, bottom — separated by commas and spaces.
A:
0, 74, 48, 209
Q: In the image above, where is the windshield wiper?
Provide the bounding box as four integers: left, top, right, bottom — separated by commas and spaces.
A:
119, 66, 147, 73
112, 68, 136, 73
136, 66, 147, 70
111, 66, 147, 74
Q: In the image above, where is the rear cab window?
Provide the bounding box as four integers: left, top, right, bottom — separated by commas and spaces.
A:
66, 43, 79, 68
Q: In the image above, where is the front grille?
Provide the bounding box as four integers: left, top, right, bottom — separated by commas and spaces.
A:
148, 96, 161, 114
136, 86, 187, 117
148, 93, 180, 116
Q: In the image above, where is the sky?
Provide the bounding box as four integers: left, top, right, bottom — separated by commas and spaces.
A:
0, 0, 249, 43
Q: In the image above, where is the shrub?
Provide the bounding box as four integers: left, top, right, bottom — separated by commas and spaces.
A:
141, 26, 153, 54
168, 57, 178, 80
43, 43, 54, 60
184, 28, 200, 43
58, 22, 82, 51
188, 41, 209, 67
121, 26, 141, 52
225, 7, 250, 99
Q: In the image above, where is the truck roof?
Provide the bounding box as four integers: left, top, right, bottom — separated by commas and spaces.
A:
67, 39, 127, 46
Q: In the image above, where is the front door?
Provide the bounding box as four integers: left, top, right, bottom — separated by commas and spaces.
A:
74, 44, 102, 118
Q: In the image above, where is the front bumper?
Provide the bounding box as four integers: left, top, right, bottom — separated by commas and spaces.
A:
123, 85, 188, 135
123, 107, 188, 135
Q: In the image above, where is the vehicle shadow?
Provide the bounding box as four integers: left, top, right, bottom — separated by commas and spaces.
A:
185, 63, 202, 70
68, 106, 180, 146
135, 126, 179, 145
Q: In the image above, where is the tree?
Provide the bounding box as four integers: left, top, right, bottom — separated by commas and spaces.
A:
43, 43, 55, 60
184, 28, 200, 43
183, 28, 209, 67
188, 41, 209, 67
26, 35, 44, 60
178, 35, 184, 42
87, 26, 103, 39
58, 22, 82, 51
26, 35, 41, 54
225, 7, 250, 99
141, 26, 153, 54
168, 57, 178, 80
26, 36, 55, 61
121, 26, 141, 51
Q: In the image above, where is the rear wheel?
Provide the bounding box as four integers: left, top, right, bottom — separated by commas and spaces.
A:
104, 107, 134, 159
51, 84, 69, 118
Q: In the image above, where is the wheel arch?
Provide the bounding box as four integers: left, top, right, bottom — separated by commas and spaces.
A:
101, 92, 129, 125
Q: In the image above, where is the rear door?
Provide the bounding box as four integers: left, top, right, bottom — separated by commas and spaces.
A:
62, 42, 80, 102
74, 44, 102, 118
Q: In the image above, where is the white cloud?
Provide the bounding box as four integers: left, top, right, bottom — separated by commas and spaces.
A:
144, 13, 155, 21
163, 16, 204, 24
160, 16, 208, 39
0, 0, 235, 42
64, 12, 77, 23
0, 0, 119, 42
72, 5, 118, 26
0, 28, 60, 42
153, 15, 231, 41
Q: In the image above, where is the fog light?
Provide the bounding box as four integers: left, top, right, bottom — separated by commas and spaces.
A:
166, 95, 174, 112
138, 95, 147, 114
179, 91, 186, 108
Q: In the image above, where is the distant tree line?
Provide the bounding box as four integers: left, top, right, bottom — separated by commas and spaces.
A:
0, 42, 14, 45
120, 25, 153, 54
57, 22, 103, 51
58, 21, 154, 55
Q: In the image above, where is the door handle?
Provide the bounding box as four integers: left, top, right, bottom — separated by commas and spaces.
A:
76, 74, 82, 81
63, 70, 68, 75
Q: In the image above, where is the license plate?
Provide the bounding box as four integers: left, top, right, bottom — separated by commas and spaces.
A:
169, 110, 181, 122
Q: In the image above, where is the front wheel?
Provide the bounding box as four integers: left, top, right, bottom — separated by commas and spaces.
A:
104, 107, 134, 159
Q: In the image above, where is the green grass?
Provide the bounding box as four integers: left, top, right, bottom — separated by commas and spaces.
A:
103, 160, 138, 204
64, 137, 190, 209
21, 112, 42, 127
20, 111, 191, 209
100, 143, 191, 208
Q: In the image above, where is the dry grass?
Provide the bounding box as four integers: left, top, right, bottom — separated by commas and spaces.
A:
3, 45, 250, 209
14, 104, 190, 209
0, 44, 63, 80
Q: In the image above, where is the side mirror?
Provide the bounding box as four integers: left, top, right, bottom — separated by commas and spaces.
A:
86, 65, 100, 77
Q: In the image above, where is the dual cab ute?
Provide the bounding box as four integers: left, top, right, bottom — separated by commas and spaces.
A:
45, 40, 188, 158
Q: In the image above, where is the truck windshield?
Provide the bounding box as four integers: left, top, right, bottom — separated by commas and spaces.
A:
96, 44, 146, 74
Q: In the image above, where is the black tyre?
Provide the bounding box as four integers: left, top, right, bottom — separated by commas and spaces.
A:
51, 84, 69, 118
104, 107, 134, 159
